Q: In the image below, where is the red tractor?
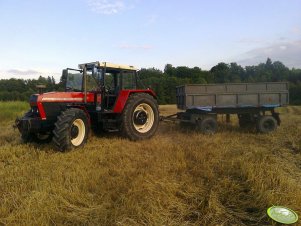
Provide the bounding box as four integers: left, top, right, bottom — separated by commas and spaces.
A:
15, 62, 159, 151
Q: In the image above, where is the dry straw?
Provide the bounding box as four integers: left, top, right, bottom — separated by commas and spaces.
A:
0, 104, 300, 225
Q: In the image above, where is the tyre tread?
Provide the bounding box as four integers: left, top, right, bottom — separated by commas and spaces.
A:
121, 93, 159, 141
52, 108, 89, 151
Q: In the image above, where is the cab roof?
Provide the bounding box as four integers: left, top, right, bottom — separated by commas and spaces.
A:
78, 61, 137, 71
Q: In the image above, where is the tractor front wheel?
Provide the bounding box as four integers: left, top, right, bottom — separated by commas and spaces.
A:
52, 108, 89, 151
121, 93, 159, 141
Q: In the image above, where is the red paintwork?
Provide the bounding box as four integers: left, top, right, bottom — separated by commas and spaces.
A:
36, 92, 95, 120
38, 92, 95, 102
35, 89, 156, 120
113, 89, 156, 113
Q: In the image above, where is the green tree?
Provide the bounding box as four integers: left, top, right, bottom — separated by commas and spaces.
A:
210, 62, 230, 83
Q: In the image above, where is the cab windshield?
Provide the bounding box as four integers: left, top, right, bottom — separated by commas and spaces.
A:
66, 69, 83, 91
65, 67, 102, 92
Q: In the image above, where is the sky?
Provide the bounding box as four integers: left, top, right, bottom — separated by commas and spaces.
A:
0, 0, 300, 81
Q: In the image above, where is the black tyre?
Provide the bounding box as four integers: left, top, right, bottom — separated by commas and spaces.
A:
52, 108, 89, 151
196, 117, 217, 134
256, 115, 277, 133
121, 93, 159, 141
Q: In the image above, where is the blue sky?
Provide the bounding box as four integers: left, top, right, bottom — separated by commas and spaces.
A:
0, 0, 300, 80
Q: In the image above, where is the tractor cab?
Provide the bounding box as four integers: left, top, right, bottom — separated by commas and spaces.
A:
62, 62, 138, 111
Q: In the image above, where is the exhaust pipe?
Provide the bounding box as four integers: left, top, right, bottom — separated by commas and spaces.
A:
36, 85, 46, 94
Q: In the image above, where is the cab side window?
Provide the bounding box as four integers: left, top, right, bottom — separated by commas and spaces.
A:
86, 74, 98, 91
122, 71, 136, 90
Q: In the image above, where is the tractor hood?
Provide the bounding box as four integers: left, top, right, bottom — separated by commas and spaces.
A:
32, 92, 95, 104
39, 92, 85, 103
29, 92, 86, 107
29, 92, 95, 120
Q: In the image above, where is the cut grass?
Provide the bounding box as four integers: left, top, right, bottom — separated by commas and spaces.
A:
0, 103, 300, 225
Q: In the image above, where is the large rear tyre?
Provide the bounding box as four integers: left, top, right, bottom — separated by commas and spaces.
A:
256, 115, 277, 133
121, 93, 159, 141
52, 108, 89, 151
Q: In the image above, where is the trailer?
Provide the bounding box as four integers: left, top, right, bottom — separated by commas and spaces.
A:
162, 82, 289, 134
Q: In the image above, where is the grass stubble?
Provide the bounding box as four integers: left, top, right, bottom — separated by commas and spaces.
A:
0, 103, 300, 225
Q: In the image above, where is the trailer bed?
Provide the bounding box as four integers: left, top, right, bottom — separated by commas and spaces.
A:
176, 82, 289, 110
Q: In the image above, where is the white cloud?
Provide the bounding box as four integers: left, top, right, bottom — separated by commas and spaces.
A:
87, 0, 136, 14
279, 45, 287, 50
0, 69, 61, 81
292, 27, 301, 35
237, 38, 266, 45
237, 40, 301, 68
6, 69, 41, 76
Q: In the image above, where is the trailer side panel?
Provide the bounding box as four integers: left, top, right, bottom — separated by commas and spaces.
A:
176, 82, 289, 110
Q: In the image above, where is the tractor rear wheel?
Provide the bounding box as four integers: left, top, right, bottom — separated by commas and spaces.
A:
52, 108, 89, 151
121, 93, 159, 141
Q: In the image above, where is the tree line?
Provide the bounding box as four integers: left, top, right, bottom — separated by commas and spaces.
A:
139, 58, 301, 104
0, 58, 301, 104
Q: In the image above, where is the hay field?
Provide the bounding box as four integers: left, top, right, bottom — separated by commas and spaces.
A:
0, 102, 301, 225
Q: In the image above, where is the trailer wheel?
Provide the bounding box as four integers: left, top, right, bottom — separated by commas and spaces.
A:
256, 115, 277, 133
121, 93, 159, 141
197, 117, 217, 134
52, 108, 89, 151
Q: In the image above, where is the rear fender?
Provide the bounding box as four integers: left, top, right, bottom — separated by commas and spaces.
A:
113, 89, 156, 113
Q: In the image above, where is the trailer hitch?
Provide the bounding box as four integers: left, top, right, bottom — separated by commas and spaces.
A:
160, 113, 179, 122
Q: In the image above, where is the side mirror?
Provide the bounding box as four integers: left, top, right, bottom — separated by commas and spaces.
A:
62, 69, 68, 81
